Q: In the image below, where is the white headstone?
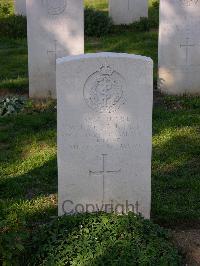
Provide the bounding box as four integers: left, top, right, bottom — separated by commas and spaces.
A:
159, 0, 200, 95
27, 0, 84, 99
57, 53, 153, 218
14, 0, 26, 16
109, 0, 148, 25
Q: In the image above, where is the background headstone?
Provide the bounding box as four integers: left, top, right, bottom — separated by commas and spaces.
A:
27, 0, 84, 99
57, 52, 153, 218
109, 0, 148, 25
159, 0, 200, 95
14, 0, 26, 16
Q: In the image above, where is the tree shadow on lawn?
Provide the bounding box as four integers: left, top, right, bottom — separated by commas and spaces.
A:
153, 103, 199, 136
0, 37, 28, 92
0, 111, 56, 165
152, 132, 200, 228
0, 112, 57, 229
0, 156, 57, 201
0, 157, 58, 238
151, 99, 200, 227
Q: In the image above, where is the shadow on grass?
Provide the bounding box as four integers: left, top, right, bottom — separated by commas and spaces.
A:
152, 99, 200, 227
152, 130, 200, 227
153, 104, 199, 136
0, 37, 28, 92
0, 111, 57, 228
0, 157, 57, 201
0, 111, 56, 164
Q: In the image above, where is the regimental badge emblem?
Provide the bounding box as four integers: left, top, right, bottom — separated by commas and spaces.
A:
179, 0, 199, 6
46, 0, 67, 15
83, 65, 126, 113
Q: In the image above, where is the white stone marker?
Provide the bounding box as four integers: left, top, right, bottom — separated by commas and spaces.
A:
159, 0, 200, 95
109, 0, 148, 25
27, 0, 84, 99
57, 53, 153, 218
14, 0, 26, 16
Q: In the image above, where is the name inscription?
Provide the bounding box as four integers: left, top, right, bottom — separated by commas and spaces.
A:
64, 114, 143, 151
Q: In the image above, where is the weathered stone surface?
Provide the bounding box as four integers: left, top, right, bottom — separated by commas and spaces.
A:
27, 0, 84, 98
159, 0, 200, 95
57, 53, 153, 218
14, 0, 26, 16
109, 0, 148, 25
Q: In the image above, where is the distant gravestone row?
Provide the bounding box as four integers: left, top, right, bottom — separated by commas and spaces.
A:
109, 0, 148, 25
23, 0, 150, 98
15, 0, 149, 24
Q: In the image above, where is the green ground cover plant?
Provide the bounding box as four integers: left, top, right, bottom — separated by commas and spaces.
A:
25, 213, 181, 265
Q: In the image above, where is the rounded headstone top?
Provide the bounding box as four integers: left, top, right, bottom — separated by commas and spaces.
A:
56, 52, 153, 65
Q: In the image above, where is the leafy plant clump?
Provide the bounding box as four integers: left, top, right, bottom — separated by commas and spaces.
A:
0, 96, 25, 116
0, 2, 13, 17
152, 0, 160, 9
22, 213, 181, 265
85, 8, 113, 37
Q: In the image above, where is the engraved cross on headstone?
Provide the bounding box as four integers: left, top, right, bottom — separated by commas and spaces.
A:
89, 154, 121, 201
47, 40, 66, 70
180, 37, 195, 65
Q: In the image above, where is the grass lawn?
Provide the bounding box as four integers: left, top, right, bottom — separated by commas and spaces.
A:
152, 96, 200, 226
0, 38, 28, 91
0, 0, 200, 264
